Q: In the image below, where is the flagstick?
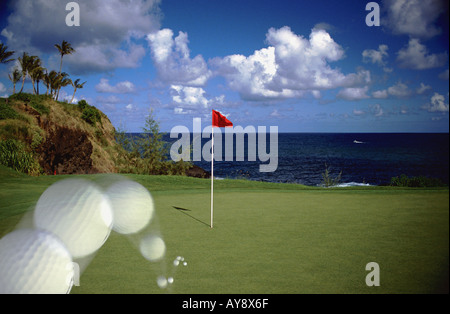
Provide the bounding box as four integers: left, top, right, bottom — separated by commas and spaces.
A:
211, 126, 214, 228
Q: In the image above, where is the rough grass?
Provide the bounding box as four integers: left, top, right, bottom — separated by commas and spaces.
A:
1, 94, 118, 173
0, 166, 448, 294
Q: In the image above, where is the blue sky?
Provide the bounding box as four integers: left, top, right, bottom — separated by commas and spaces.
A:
0, 0, 449, 132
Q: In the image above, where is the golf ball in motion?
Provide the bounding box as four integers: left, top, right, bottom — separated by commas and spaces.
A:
106, 180, 154, 235
0, 229, 73, 294
34, 178, 113, 258
139, 234, 166, 262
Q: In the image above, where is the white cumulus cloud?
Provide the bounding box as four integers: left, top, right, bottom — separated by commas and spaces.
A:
416, 83, 432, 95
211, 26, 371, 101
169, 85, 225, 112
370, 104, 384, 117
353, 109, 366, 116
1, 0, 161, 74
422, 92, 449, 112
362, 44, 389, 66
146, 29, 211, 86
383, 0, 445, 39
373, 81, 412, 98
337, 86, 370, 101
96, 78, 136, 94
397, 38, 447, 70
387, 81, 413, 97
372, 90, 389, 99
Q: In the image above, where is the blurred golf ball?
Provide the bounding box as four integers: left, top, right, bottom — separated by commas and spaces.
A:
106, 180, 154, 235
156, 275, 168, 289
0, 229, 73, 294
34, 179, 113, 258
139, 234, 166, 262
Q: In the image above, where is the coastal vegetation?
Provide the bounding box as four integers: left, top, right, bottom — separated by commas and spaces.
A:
1, 42, 84, 101
390, 174, 445, 188
0, 41, 200, 178
321, 163, 342, 187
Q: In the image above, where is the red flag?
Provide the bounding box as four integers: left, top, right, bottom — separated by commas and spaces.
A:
212, 110, 233, 127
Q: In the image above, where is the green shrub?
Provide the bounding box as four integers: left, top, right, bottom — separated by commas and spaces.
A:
321, 163, 342, 187
8, 93, 50, 115
31, 130, 44, 149
0, 122, 29, 142
0, 139, 42, 176
29, 100, 50, 115
81, 106, 101, 126
9, 93, 31, 102
78, 100, 89, 111
0, 103, 20, 120
390, 174, 445, 187
9, 93, 51, 103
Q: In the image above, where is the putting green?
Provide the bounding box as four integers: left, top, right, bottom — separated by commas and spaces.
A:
0, 167, 448, 294
70, 189, 448, 294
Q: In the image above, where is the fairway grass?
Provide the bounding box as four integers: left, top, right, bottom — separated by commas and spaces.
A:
0, 166, 448, 294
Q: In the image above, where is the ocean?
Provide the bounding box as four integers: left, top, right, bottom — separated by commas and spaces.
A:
135, 133, 449, 186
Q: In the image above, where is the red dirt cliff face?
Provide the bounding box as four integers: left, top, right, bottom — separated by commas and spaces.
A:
37, 124, 94, 175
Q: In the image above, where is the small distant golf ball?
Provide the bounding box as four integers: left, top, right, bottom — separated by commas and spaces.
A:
168, 277, 174, 284
106, 180, 154, 235
157, 276, 168, 289
139, 235, 166, 262
0, 229, 73, 294
174, 259, 180, 266
183, 261, 188, 266
34, 179, 113, 258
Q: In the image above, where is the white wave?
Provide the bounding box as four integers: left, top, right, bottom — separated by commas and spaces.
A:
334, 182, 372, 187
353, 140, 364, 144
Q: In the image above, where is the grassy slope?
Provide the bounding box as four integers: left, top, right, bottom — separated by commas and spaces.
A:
1, 95, 118, 174
0, 165, 448, 294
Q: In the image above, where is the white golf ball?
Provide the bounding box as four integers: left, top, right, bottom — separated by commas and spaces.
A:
0, 229, 73, 294
34, 178, 113, 258
156, 275, 168, 289
106, 180, 154, 235
139, 235, 166, 262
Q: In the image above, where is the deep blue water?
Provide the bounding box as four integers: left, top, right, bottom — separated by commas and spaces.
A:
131, 133, 449, 186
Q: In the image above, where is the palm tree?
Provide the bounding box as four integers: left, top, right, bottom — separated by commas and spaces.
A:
8, 68, 22, 94
70, 79, 86, 103
47, 70, 57, 97
54, 40, 75, 75
51, 72, 71, 101
18, 52, 35, 93
42, 70, 51, 96
0, 43, 15, 64
29, 56, 45, 95
33, 67, 46, 95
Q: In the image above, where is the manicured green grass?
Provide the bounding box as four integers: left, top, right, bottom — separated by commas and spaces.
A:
0, 165, 448, 294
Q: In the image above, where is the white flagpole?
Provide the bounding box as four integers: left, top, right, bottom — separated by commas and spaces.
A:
211, 126, 214, 228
